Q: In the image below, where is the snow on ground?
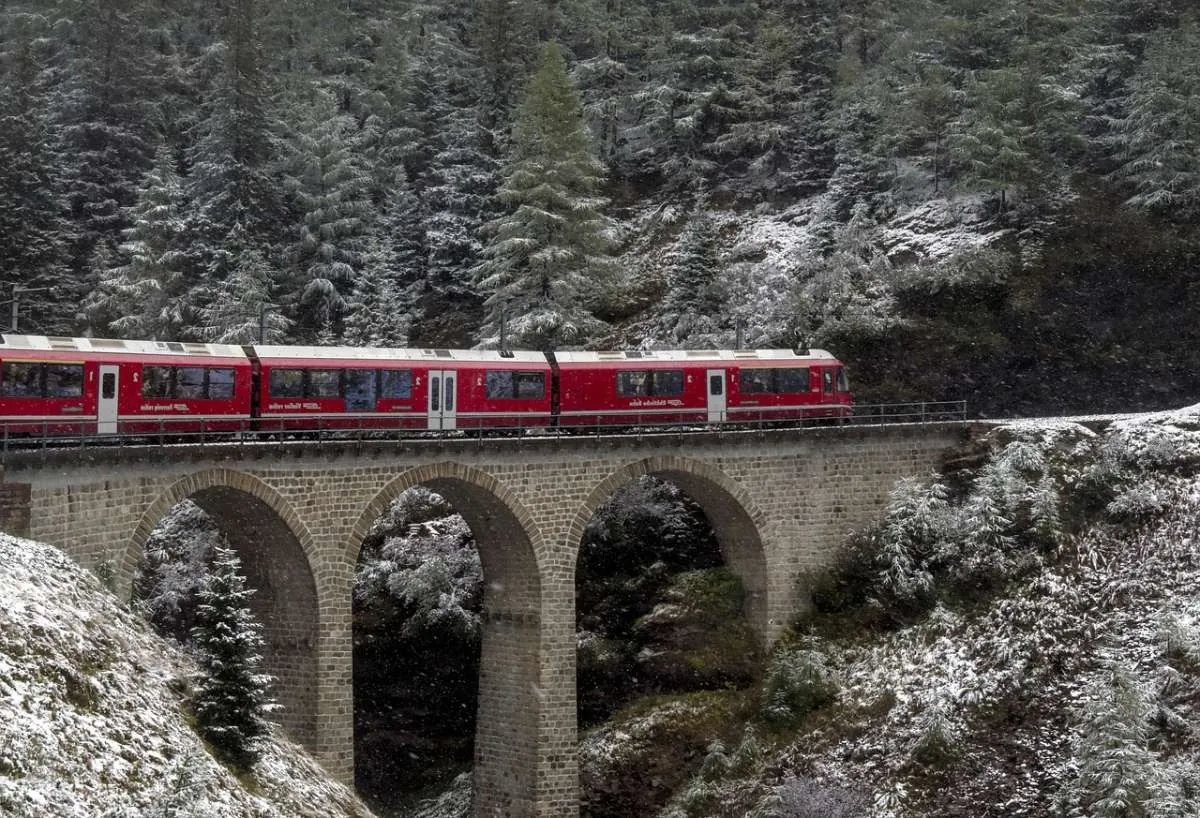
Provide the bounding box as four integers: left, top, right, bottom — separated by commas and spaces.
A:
0, 534, 374, 818
631, 403, 1200, 817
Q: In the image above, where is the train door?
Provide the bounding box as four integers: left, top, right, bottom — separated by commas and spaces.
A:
427, 369, 458, 430
98, 364, 119, 435
706, 368, 727, 422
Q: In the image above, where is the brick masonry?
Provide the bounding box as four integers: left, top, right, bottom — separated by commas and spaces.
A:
0, 422, 967, 817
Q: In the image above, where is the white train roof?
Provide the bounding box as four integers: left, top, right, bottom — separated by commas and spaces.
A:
552, 349, 839, 364
251, 345, 550, 364
0, 334, 246, 358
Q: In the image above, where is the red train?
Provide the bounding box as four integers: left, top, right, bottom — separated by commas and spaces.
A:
0, 334, 852, 437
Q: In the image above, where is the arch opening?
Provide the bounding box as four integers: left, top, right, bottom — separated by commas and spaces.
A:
131, 485, 319, 752
573, 465, 768, 817
351, 468, 541, 817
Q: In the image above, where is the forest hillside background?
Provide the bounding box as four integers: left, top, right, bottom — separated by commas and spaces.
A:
3, 0, 1200, 417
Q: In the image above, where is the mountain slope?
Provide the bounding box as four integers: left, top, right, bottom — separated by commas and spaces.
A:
0, 534, 374, 818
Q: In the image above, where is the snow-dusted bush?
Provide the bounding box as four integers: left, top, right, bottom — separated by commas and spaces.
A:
908, 701, 958, 768
1105, 478, 1178, 527
730, 726, 763, 776
133, 500, 222, 644
355, 489, 482, 641
760, 776, 869, 818
761, 648, 838, 729
891, 246, 1014, 297
1159, 613, 1200, 673
869, 476, 951, 616
406, 771, 471, 818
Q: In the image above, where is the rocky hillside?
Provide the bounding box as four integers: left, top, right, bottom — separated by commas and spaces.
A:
0, 534, 374, 818
573, 404, 1200, 817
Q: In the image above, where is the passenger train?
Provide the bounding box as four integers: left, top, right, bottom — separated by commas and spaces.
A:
0, 334, 852, 438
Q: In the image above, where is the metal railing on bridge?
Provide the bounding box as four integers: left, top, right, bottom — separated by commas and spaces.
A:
0, 400, 968, 458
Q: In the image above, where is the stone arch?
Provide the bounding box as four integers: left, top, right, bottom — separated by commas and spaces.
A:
348, 462, 545, 818
127, 468, 320, 751
571, 455, 771, 640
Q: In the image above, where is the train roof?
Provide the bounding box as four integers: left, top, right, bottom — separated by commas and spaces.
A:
250, 344, 550, 365
552, 349, 841, 365
0, 334, 246, 358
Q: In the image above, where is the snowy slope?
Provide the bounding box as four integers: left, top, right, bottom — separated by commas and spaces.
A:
573, 405, 1200, 818
0, 534, 375, 818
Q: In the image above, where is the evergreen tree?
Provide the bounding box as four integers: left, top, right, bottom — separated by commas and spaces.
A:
90, 148, 188, 340
189, 543, 276, 772
1064, 658, 1156, 818
282, 93, 373, 340
0, 11, 71, 331
711, 9, 836, 200
628, 0, 747, 195
344, 179, 417, 348
1110, 18, 1200, 220
470, 0, 539, 141
474, 41, 615, 351
197, 230, 290, 344
183, 0, 286, 292
49, 0, 162, 300
657, 210, 725, 346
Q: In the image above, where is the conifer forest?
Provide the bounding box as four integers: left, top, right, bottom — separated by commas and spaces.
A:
2, 0, 1199, 418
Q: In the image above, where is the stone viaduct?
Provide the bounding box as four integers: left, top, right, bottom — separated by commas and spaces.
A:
0, 421, 968, 817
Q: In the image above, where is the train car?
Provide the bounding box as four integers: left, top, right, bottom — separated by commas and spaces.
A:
552, 348, 852, 429
249, 345, 553, 432
724, 348, 851, 422
0, 334, 253, 437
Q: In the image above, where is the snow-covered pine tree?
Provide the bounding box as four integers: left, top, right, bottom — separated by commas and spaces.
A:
469, 0, 539, 142
189, 543, 276, 772
49, 0, 161, 297
282, 92, 372, 342
0, 12, 71, 332
710, 9, 835, 201
90, 147, 188, 340
1064, 658, 1156, 818
196, 225, 291, 344
344, 180, 415, 348
474, 41, 615, 351
1110, 19, 1200, 220
182, 0, 285, 299
657, 209, 725, 346
626, 0, 742, 195
397, 27, 498, 331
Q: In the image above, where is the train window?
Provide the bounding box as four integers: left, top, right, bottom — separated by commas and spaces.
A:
307, 369, 341, 399
617, 371, 651, 397
142, 366, 172, 398
739, 370, 770, 394
775, 368, 810, 393
515, 372, 545, 399
486, 370, 513, 399
345, 369, 377, 410
485, 370, 546, 399
207, 368, 236, 400
176, 367, 205, 399
0, 362, 41, 397
652, 370, 684, 397
380, 369, 413, 399
45, 364, 84, 398
823, 369, 834, 393
837, 367, 850, 392
269, 369, 305, 397
101, 373, 116, 400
